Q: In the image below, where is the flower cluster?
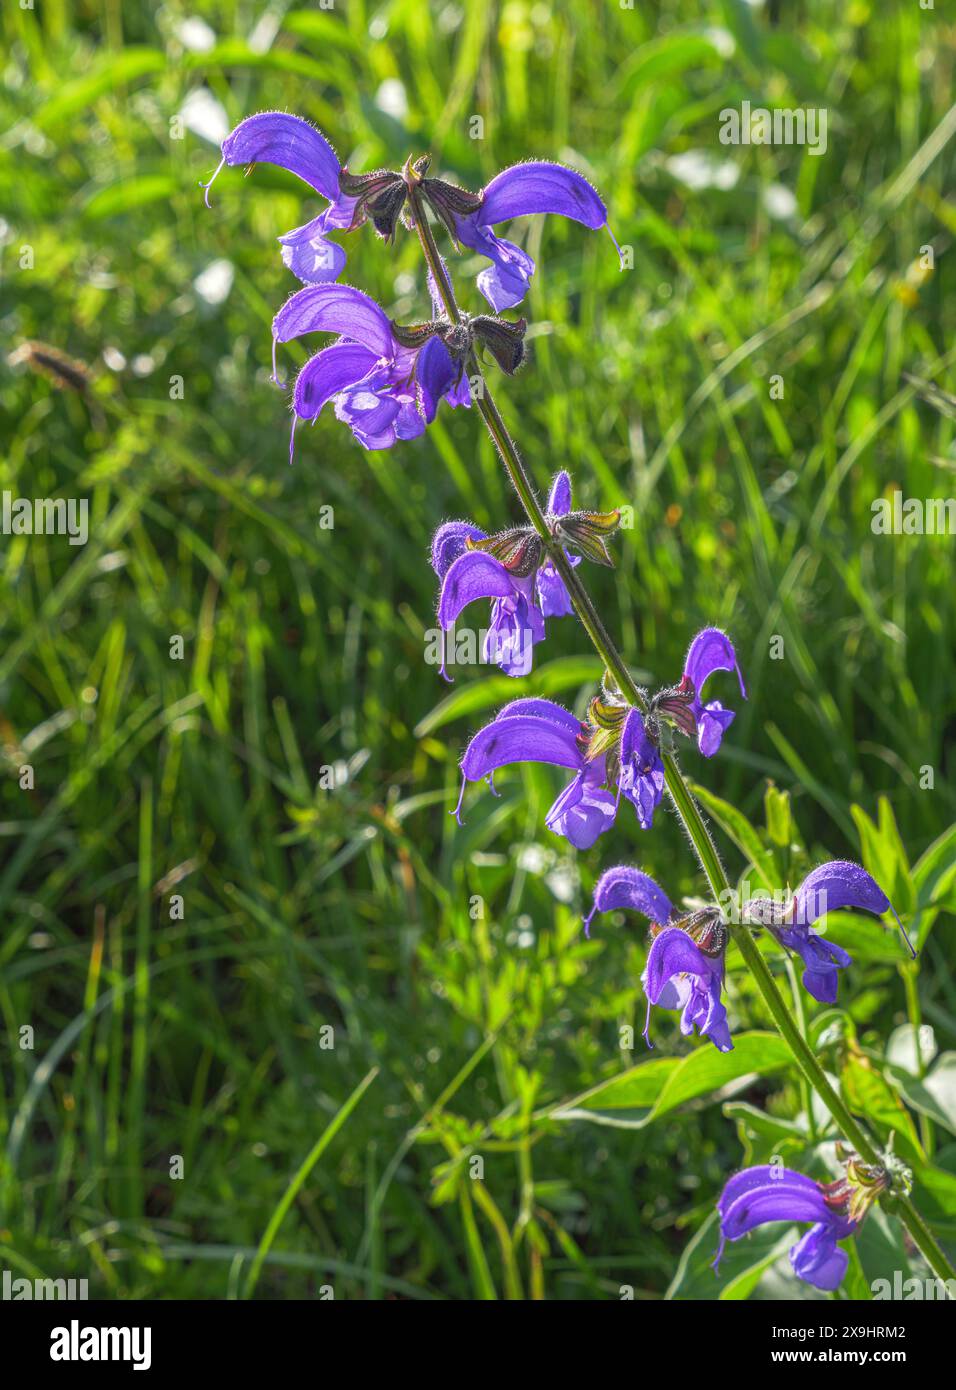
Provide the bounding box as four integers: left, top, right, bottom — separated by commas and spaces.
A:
452, 627, 746, 837
715, 1148, 908, 1293
213, 112, 930, 1302
715, 1164, 859, 1292
204, 111, 623, 456
584, 858, 907, 1054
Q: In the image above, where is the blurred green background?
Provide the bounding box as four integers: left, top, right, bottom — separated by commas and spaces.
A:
2, 0, 955, 1300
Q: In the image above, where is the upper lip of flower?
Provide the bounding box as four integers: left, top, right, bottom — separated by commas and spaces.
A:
452, 160, 625, 310
207, 119, 622, 312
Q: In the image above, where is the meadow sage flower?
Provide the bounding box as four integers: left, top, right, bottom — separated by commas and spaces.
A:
272, 284, 468, 455
452, 162, 624, 310
715, 1165, 858, 1292
454, 698, 616, 848
454, 695, 664, 846
432, 472, 612, 679
648, 627, 747, 756
202, 112, 356, 284
584, 865, 733, 1052
741, 861, 914, 1005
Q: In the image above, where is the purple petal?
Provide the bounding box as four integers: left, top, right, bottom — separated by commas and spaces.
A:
478, 161, 608, 230
494, 699, 582, 733
438, 551, 515, 628
789, 1225, 849, 1292
792, 861, 889, 928
334, 380, 400, 449
393, 395, 430, 442
546, 772, 616, 849
485, 585, 545, 678
774, 926, 853, 1005
461, 712, 583, 783
585, 866, 675, 937
536, 561, 574, 618
292, 343, 378, 422
684, 627, 747, 701
477, 248, 535, 311
220, 112, 340, 201
643, 927, 711, 1005
718, 1165, 822, 1218
697, 701, 736, 758
618, 708, 665, 829
454, 221, 536, 311
546, 471, 573, 517
431, 521, 487, 579
721, 1186, 833, 1239
273, 284, 396, 358
416, 337, 458, 422
443, 371, 473, 409
690, 980, 733, 1052
620, 708, 658, 776
279, 213, 348, 285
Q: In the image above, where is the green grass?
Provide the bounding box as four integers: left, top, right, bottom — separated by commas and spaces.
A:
1, 0, 955, 1299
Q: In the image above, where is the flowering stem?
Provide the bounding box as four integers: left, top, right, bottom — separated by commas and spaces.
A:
408, 194, 956, 1287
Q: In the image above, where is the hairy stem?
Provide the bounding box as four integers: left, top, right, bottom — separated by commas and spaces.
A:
408, 193, 955, 1287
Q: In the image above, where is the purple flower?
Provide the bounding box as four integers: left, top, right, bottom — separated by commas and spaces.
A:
453, 161, 624, 310
202, 113, 356, 285
751, 860, 915, 1005
272, 284, 468, 455
584, 866, 733, 1052
715, 1165, 857, 1292
431, 472, 578, 680
454, 695, 667, 846
454, 698, 616, 849
616, 707, 665, 829
678, 628, 747, 757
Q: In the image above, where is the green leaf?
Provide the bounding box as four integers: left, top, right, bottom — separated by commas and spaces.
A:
283, 9, 364, 53
615, 30, 732, 98
854, 1205, 916, 1294
550, 1033, 795, 1130
841, 1052, 924, 1162
764, 782, 792, 849
913, 1163, 956, 1238
665, 1209, 802, 1301
82, 175, 179, 220
911, 824, 956, 948
888, 1054, 956, 1137
719, 1242, 794, 1300
723, 1100, 808, 1166
415, 655, 643, 737
850, 798, 915, 916
548, 1057, 678, 1128
650, 1033, 794, 1120
34, 47, 166, 129
913, 824, 956, 899
886, 1023, 937, 1076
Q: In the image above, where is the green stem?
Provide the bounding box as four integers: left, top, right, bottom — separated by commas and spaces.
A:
408, 190, 956, 1288
785, 956, 818, 1144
